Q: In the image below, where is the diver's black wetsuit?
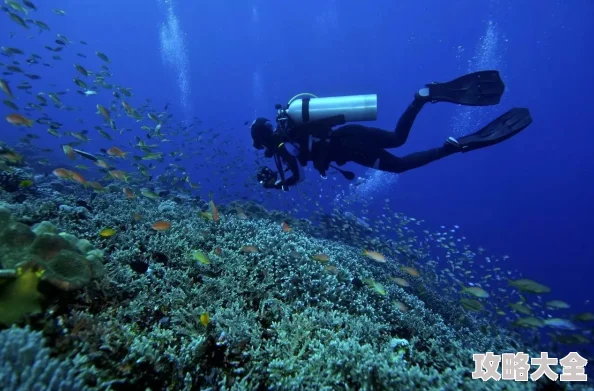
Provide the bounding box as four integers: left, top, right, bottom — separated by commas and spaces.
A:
264, 97, 457, 189
257, 71, 532, 190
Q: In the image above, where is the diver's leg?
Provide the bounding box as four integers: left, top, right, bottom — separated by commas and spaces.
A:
332, 90, 447, 149
383, 71, 506, 146
381, 71, 507, 147
343, 108, 532, 172
345, 144, 460, 174
332, 98, 426, 151
391, 95, 427, 147
361, 95, 428, 148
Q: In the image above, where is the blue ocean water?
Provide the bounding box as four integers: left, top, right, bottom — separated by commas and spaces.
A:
1, 0, 593, 377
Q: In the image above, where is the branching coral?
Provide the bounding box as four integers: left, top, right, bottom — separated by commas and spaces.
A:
0, 326, 94, 391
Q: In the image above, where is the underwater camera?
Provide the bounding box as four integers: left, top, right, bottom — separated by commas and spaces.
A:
257, 166, 277, 185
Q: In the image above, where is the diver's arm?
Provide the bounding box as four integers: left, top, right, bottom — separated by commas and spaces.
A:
276, 148, 300, 189
279, 149, 300, 187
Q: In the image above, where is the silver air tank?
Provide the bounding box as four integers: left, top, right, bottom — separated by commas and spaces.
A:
285, 93, 377, 124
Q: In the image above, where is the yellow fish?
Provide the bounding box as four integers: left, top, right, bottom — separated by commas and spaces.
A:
311, 253, 330, 262
191, 250, 210, 265
19, 179, 33, 188
362, 250, 386, 263
200, 313, 210, 326
99, 228, 116, 237
460, 285, 489, 298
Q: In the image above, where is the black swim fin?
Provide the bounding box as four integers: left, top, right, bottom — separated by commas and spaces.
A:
426, 70, 505, 106
446, 108, 532, 152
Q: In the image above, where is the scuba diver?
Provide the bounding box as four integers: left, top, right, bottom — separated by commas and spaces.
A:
251, 70, 532, 191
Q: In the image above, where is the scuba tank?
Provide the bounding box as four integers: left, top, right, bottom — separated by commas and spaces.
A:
280, 93, 377, 124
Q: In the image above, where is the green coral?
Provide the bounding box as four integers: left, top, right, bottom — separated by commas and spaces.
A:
0, 206, 104, 325
0, 267, 43, 325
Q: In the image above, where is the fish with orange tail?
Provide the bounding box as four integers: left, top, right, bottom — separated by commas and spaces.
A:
62, 145, 76, 160
152, 220, 171, 231
109, 169, 130, 182
123, 187, 135, 199
94, 159, 110, 169
362, 250, 386, 263
96, 104, 110, 121
401, 266, 420, 278
107, 146, 129, 159
52, 168, 73, 180
87, 181, 105, 192
0, 79, 14, 100
121, 100, 133, 113
70, 171, 87, 186
6, 113, 33, 127
209, 192, 219, 223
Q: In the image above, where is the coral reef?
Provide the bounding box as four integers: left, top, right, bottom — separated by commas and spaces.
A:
0, 186, 589, 390
0, 170, 25, 193
0, 326, 92, 391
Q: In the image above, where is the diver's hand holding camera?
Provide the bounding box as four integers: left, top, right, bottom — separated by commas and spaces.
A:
257, 167, 288, 191
257, 166, 276, 184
